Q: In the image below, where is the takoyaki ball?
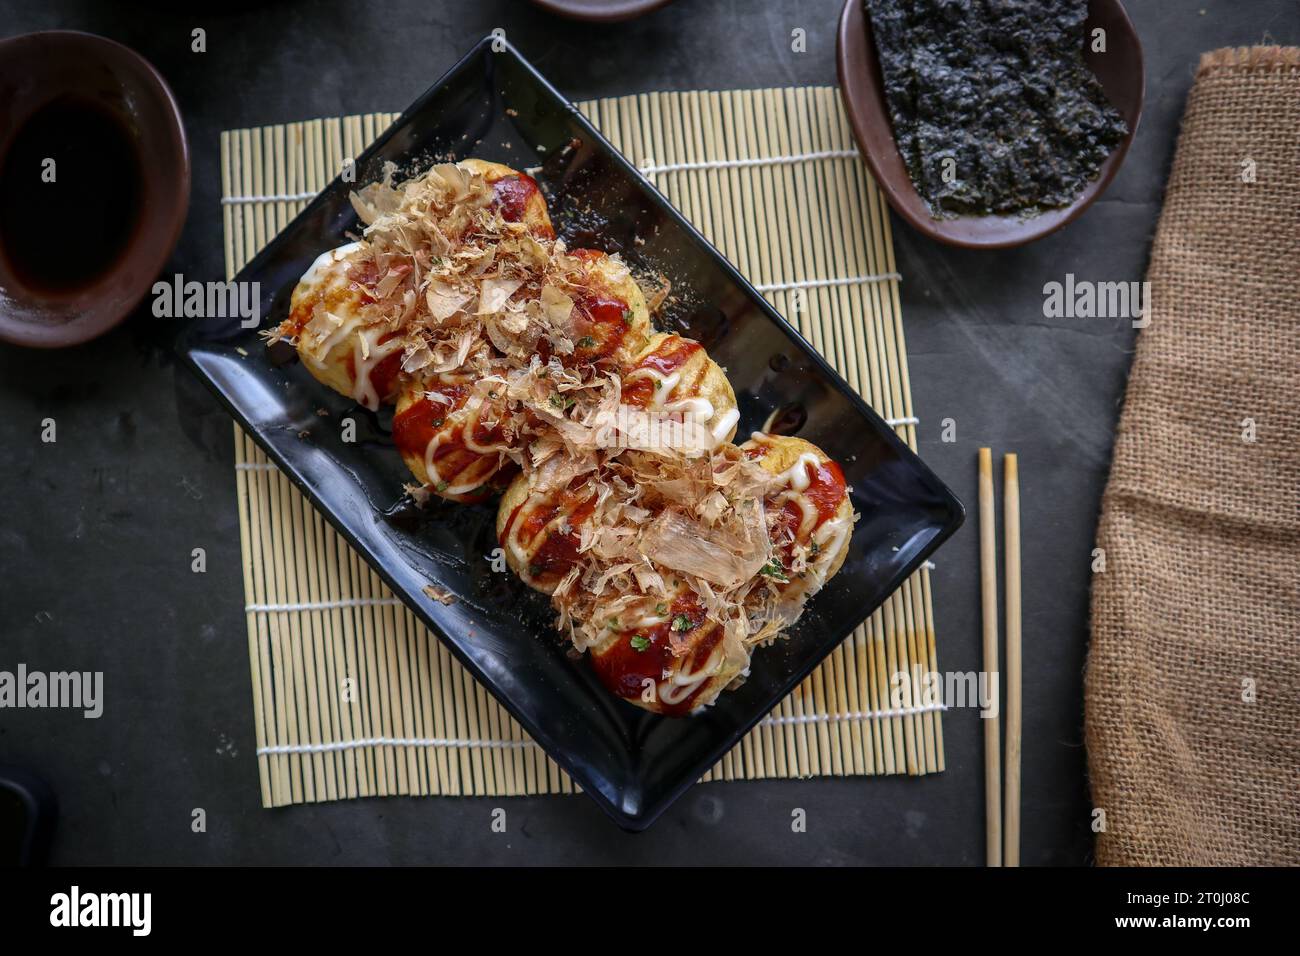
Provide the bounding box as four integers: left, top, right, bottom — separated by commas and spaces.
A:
621, 332, 739, 452
496, 469, 599, 595
459, 158, 555, 239
284, 242, 405, 411
741, 433, 854, 599
392, 372, 519, 504
587, 591, 748, 716
560, 249, 654, 370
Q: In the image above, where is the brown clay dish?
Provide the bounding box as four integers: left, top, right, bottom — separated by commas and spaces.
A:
0, 31, 190, 348
836, 0, 1144, 249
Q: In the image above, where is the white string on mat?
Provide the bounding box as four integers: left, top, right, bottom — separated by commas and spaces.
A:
257, 736, 534, 755
222, 189, 318, 205
253, 701, 949, 755
884, 415, 919, 426
234, 461, 278, 471
639, 148, 859, 176
760, 701, 949, 727
220, 149, 863, 205
246, 597, 404, 613
755, 272, 901, 293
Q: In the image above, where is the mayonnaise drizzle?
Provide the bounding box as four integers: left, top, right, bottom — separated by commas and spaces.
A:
658, 643, 725, 706
422, 389, 510, 494
352, 325, 404, 411
626, 611, 670, 628
504, 493, 580, 577
711, 407, 740, 445
460, 395, 514, 456
664, 396, 714, 420
773, 452, 823, 491
424, 433, 498, 497
301, 242, 362, 288
624, 367, 679, 406
780, 492, 819, 540
624, 361, 734, 449
310, 312, 362, 366
808, 515, 851, 590
297, 242, 400, 412
752, 438, 850, 592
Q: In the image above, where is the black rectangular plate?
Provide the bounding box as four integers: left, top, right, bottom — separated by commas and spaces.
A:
181, 36, 964, 830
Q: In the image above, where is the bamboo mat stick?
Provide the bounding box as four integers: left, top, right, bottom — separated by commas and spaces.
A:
1003, 453, 1022, 866
978, 447, 1002, 866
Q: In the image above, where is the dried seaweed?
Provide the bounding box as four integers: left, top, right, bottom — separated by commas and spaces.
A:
866, 0, 1128, 218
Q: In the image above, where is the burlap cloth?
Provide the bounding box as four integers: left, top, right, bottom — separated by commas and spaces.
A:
1085, 47, 1300, 866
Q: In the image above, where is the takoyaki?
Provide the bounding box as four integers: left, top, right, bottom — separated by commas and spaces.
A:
269, 153, 864, 720
495, 463, 602, 593
560, 249, 653, 369
741, 433, 854, 600
278, 159, 553, 412
392, 369, 519, 504
459, 158, 555, 239
464, 247, 652, 376
281, 242, 406, 411
496, 459, 753, 714
620, 332, 739, 453
586, 590, 749, 716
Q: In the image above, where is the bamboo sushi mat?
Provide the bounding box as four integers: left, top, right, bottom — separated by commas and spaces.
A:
220, 86, 945, 808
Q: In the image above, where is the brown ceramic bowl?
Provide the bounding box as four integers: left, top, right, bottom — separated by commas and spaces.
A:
528, 0, 675, 22
836, 0, 1144, 249
0, 31, 190, 348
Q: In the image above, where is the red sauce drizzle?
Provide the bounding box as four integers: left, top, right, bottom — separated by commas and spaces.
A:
392, 386, 467, 460
804, 460, 847, 524
589, 596, 722, 715
392, 386, 515, 501
491, 174, 554, 238
499, 488, 596, 586
622, 336, 702, 408
771, 460, 848, 562
571, 292, 632, 366
369, 350, 405, 402
774, 499, 806, 563
342, 329, 405, 403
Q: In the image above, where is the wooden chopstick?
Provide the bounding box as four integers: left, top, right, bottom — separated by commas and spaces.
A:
1003, 454, 1022, 867
978, 448, 1002, 866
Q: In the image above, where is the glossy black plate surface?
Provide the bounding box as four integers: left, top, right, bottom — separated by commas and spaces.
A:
181, 35, 964, 830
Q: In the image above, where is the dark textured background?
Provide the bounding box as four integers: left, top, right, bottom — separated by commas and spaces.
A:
2, 0, 1296, 865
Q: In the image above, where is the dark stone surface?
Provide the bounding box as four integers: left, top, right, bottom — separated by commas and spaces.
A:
1, 0, 1295, 865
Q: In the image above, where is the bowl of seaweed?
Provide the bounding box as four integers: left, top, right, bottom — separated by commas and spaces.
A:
837, 0, 1143, 249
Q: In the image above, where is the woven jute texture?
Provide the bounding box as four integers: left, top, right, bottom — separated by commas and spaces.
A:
1085, 47, 1300, 866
